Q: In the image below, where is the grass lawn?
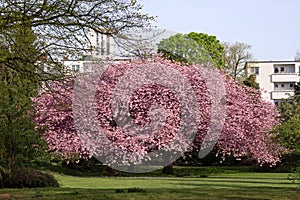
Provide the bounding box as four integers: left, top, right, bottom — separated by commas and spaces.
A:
0, 169, 299, 199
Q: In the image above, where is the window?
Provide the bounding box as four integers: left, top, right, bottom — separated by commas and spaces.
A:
290, 83, 294, 88
281, 84, 285, 88
274, 67, 279, 73
72, 65, 80, 72
280, 67, 284, 72
275, 84, 278, 88
250, 67, 259, 75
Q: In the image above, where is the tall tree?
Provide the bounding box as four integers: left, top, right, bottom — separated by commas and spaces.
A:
275, 82, 300, 145
271, 90, 300, 180
222, 42, 252, 79
157, 32, 224, 68
0, 22, 49, 172
271, 82, 300, 180
187, 32, 224, 68
0, 73, 49, 172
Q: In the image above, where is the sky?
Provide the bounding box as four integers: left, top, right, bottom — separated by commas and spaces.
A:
140, 0, 300, 61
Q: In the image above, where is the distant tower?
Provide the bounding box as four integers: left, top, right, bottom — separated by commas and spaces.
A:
88, 29, 114, 59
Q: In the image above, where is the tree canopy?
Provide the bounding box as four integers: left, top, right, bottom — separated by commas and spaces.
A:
0, 22, 50, 172
272, 82, 300, 153
222, 42, 252, 79
272, 115, 300, 153
157, 32, 224, 68
35, 58, 282, 170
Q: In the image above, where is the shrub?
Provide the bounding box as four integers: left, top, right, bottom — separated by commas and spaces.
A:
2, 167, 59, 188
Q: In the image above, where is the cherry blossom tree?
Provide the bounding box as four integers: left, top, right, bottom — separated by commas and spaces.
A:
34, 80, 91, 160
34, 58, 282, 170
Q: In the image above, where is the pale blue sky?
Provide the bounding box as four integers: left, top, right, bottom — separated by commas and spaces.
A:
141, 0, 300, 61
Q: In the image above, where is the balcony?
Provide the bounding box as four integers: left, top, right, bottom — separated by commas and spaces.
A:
271, 91, 294, 100
271, 73, 300, 82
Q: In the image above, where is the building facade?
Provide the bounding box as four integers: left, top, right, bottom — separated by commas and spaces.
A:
63, 60, 94, 74
63, 29, 131, 74
88, 29, 115, 60
245, 61, 300, 104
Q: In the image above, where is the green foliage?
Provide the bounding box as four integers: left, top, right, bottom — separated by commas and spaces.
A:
0, 18, 50, 171
0, 17, 44, 83
294, 82, 300, 96
157, 32, 224, 68
243, 74, 260, 89
0, 76, 50, 171
272, 115, 300, 152
157, 33, 206, 64
1, 167, 59, 188
272, 82, 300, 181
271, 116, 300, 180
277, 82, 300, 122
187, 32, 225, 68
277, 99, 300, 123
273, 82, 300, 148
263, 152, 300, 172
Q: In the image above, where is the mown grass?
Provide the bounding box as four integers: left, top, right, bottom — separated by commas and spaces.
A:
0, 168, 299, 199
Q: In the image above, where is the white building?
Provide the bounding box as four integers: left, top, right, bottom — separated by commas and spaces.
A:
88, 29, 115, 60
245, 61, 300, 104
63, 60, 94, 74
63, 29, 131, 74
63, 57, 130, 75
